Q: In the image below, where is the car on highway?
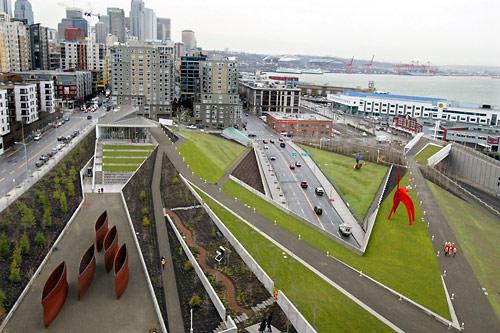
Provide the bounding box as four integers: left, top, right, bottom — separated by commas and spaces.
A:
280, 142, 286, 148
269, 139, 275, 144
270, 156, 276, 161
295, 161, 302, 167
87, 115, 92, 120
264, 145, 269, 149
39, 154, 49, 162
50, 147, 59, 154
248, 133, 256, 138
339, 224, 352, 237
315, 187, 325, 196
263, 139, 268, 144
72, 130, 80, 138
300, 181, 308, 189
289, 164, 295, 170
278, 138, 284, 142
63, 116, 70, 122
314, 206, 323, 215
35, 160, 45, 168
57, 135, 65, 141
33, 133, 42, 141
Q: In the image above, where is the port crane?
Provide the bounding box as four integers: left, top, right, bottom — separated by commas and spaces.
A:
344, 56, 354, 73
363, 55, 374, 74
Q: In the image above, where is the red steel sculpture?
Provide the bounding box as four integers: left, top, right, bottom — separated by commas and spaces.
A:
114, 243, 129, 299
78, 244, 96, 300
95, 211, 108, 252
104, 226, 118, 273
387, 172, 415, 225
41, 262, 68, 328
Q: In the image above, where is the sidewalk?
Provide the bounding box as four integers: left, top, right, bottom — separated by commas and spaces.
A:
407, 158, 500, 332
150, 127, 456, 333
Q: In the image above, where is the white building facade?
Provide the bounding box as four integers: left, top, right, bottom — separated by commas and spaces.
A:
0, 89, 10, 155
14, 83, 38, 124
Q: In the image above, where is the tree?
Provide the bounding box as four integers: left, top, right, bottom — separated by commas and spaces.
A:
65, 178, 76, 198
9, 245, 22, 283
43, 208, 53, 228
139, 190, 147, 202
0, 287, 5, 317
183, 260, 193, 272
35, 232, 47, 248
19, 233, 30, 255
59, 191, 68, 213
189, 294, 201, 308
18, 203, 35, 230
142, 215, 151, 227
0, 233, 10, 258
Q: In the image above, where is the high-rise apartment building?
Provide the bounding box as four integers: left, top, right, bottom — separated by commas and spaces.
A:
14, 0, 32, 25
60, 42, 87, 70
110, 43, 175, 119
95, 21, 107, 44
0, 0, 12, 16
180, 49, 207, 103
0, 13, 31, 72
156, 17, 170, 41
47, 28, 58, 41
193, 56, 241, 128
181, 30, 196, 50
48, 43, 61, 70
0, 88, 9, 155
174, 42, 185, 59
130, 0, 144, 41
143, 8, 156, 41
57, 7, 88, 40
30, 23, 49, 70
107, 7, 125, 43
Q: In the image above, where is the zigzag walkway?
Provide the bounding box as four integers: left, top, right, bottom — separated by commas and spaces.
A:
151, 127, 456, 333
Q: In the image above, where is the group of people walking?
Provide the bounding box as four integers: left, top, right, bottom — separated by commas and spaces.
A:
443, 241, 458, 257
258, 314, 273, 332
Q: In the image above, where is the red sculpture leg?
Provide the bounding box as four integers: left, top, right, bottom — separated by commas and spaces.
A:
387, 171, 416, 225
95, 211, 108, 252
78, 244, 96, 299
114, 244, 129, 299
42, 262, 68, 328
104, 226, 118, 273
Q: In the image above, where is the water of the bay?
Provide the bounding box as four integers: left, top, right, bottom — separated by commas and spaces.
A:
267, 72, 500, 107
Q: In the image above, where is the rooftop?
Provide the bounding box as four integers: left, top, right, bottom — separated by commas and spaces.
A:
266, 111, 332, 121
239, 79, 300, 90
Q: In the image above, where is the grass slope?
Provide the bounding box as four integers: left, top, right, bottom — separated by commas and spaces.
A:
222, 178, 450, 319
427, 181, 500, 320
178, 130, 247, 183
102, 157, 146, 164
300, 145, 388, 220
198, 191, 392, 332
102, 145, 155, 150
415, 144, 442, 165
102, 150, 151, 157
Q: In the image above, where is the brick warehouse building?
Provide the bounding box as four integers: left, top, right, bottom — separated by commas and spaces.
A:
265, 112, 333, 138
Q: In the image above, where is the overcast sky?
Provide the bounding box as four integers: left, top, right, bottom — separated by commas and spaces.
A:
29, 0, 500, 66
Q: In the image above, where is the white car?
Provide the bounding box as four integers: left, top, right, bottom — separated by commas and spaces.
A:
56, 143, 65, 150
186, 125, 197, 129
264, 145, 269, 149
33, 133, 42, 141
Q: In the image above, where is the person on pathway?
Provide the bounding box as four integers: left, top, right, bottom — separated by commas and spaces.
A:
266, 314, 273, 332
161, 256, 166, 270
453, 247, 457, 257
444, 242, 449, 256
258, 318, 267, 332
101, 187, 104, 193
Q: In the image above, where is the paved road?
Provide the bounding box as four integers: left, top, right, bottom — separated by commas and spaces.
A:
0, 108, 106, 198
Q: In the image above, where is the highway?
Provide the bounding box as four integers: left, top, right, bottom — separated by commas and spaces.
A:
244, 114, 359, 246
0, 106, 106, 199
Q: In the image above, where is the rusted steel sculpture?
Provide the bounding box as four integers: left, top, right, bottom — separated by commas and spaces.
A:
42, 262, 68, 328
114, 244, 129, 299
104, 226, 118, 273
95, 211, 108, 252
78, 244, 96, 300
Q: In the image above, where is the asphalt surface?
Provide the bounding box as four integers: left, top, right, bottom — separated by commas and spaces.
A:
0, 107, 106, 198
244, 115, 358, 246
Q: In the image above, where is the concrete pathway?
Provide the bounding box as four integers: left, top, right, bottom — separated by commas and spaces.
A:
406, 157, 500, 332
3, 194, 162, 333
150, 127, 455, 333
151, 148, 186, 333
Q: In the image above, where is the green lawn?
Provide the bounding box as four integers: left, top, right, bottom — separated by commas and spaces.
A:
415, 144, 442, 165
102, 145, 155, 150
102, 164, 139, 172
300, 145, 388, 220
102, 157, 146, 164
427, 181, 500, 320
198, 190, 393, 332
178, 130, 247, 183
102, 150, 151, 157
222, 178, 450, 319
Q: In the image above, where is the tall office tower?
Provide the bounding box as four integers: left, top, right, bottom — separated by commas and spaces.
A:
180, 49, 207, 103
0, 0, 12, 16
174, 42, 185, 59
57, 7, 88, 40
193, 56, 241, 128
0, 13, 31, 71
143, 7, 156, 41
95, 22, 107, 44
110, 43, 175, 119
156, 17, 170, 41
130, 0, 144, 41
107, 7, 125, 43
181, 29, 196, 51
99, 15, 109, 34
14, 0, 32, 24
30, 23, 49, 69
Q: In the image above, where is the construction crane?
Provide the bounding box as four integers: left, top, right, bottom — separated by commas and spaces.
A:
363, 55, 374, 74
344, 57, 354, 74
57, 1, 101, 20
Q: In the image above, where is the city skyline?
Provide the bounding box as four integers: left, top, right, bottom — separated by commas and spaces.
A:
13, 0, 500, 67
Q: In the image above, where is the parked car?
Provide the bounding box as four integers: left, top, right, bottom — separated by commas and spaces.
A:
314, 206, 323, 215
269, 139, 275, 144
295, 161, 302, 167
33, 133, 42, 141
87, 115, 92, 120
270, 156, 276, 161
263, 139, 268, 144
57, 136, 65, 141
63, 116, 70, 122
280, 142, 286, 148
248, 133, 256, 138
264, 145, 269, 149
315, 187, 325, 196
39, 154, 49, 162
35, 160, 45, 168
289, 164, 295, 170
64, 135, 73, 142
50, 148, 58, 155
300, 181, 308, 189
53, 122, 61, 128
72, 130, 80, 138
278, 138, 284, 142
56, 143, 65, 150
339, 224, 352, 237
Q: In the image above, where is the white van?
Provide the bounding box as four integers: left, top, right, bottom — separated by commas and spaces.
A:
315, 187, 325, 196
